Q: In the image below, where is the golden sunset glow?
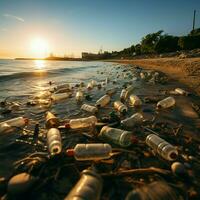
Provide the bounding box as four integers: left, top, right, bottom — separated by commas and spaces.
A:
34, 60, 46, 69
30, 38, 48, 58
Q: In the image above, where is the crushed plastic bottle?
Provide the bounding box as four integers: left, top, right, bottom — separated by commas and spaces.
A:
95, 95, 110, 108
146, 134, 178, 161
75, 90, 84, 102
120, 89, 129, 102
51, 93, 71, 102
64, 169, 102, 200
0, 117, 29, 134
175, 88, 188, 96
98, 126, 132, 147
66, 116, 97, 129
67, 143, 112, 160
121, 113, 143, 128
47, 128, 62, 155
114, 101, 128, 114
157, 96, 175, 109
129, 95, 142, 107
45, 111, 60, 129
81, 104, 98, 114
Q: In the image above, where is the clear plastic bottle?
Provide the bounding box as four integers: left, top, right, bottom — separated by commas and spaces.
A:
47, 128, 62, 155
54, 83, 71, 91
67, 143, 112, 160
98, 126, 132, 147
120, 89, 129, 102
67, 116, 97, 129
64, 169, 102, 200
34, 91, 52, 99
114, 101, 128, 113
75, 91, 84, 102
121, 113, 143, 128
95, 95, 110, 107
81, 104, 98, 114
87, 82, 93, 90
175, 88, 188, 95
146, 134, 178, 161
157, 96, 175, 109
129, 95, 142, 107
51, 93, 71, 102
45, 111, 60, 129
0, 117, 29, 134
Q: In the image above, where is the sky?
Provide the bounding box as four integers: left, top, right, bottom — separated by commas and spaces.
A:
0, 0, 200, 58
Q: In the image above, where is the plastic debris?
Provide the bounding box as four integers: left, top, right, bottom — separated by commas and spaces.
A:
81, 104, 98, 114
157, 96, 175, 109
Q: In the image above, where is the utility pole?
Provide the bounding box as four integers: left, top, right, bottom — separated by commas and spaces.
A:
193, 10, 196, 31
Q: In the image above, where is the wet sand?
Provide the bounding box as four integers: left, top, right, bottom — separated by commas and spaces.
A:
113, 57, 200, 95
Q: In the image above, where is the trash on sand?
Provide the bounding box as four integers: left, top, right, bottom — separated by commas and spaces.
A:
114, 101, 128, 114
81, 104, 98, 114
96, 95, 111, 108
129, 95, 142, 107
157, 96, 175, 109
121, 113, 143, 128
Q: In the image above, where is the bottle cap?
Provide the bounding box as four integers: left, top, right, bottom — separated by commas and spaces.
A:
24, 118, 29, 125
64, 123, 70, 129
66, 149, 74, 156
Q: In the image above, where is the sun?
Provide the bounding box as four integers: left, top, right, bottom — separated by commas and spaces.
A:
30, 38, 48, 58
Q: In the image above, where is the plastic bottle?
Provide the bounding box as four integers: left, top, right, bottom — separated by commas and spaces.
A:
64, 169, 102, 200
146, 134, 178, 161
175, 88, 188, 96
34, 91, 52, 99
81, 104, 98, 114
95, 95, 110, 107
157, 96, 175, 109
45, 111, 60, 129
75, 91, 84, 102
91, 80, 97, 86
98, 126, 132, 147
51, 93, 71, 102
66, 116, 97, 129
54, 83, 71, 91
120, 89, 129, 102
129, 95, 142, 107
0, 117, 29, 134
121, 113, 143, 128
47, 128, 62, 155
114, 101, 128, 113
87, 82, 93, 90
67, 143, 112, 160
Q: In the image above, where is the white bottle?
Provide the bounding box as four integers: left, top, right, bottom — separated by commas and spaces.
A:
67, 143, 112, 160
130, 95, 142, 107
96, 95, 110, 107
146, 134, 178, 161
76, 91, 84, 102
51, 93, 71, 102
157, 96, 175, 109
99, 126, 132, 147
47, 128, 62, 155
114, 101, 128, 113
81, 104, 98, 114
0, 117, 29, 134
67, 116, 97, 129
64, 169, 102, 200
121, 113, 143, 128
175, 88, 188, 96
120, 89, 129, 101
87, 82, 93, 90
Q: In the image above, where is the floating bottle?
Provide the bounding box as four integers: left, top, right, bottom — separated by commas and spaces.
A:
66, 116, 97, 129
34, 91, 52, 99
64, 169, 102, 200
67, 143, 112, 160
47, 128, 62, 155
87, 82, 93, 90
129, 95, 142, 107
175, 88, 188, 96
95, 95, 110, 107
54, 83, 71, 91
121, 113, 143, 128
81, 104, 98, 114
45, 111, 59, 129
51, 93, 71, 102
114, 101, 128, 114
75, 91, 84, 102
0, 117, 29, 134
146, 134, 178, 161
120, 89, 129, 102
157, 96, 175, 109
98, 126, 132, 147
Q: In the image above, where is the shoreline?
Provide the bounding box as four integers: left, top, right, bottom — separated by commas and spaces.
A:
111, 57, 200, 95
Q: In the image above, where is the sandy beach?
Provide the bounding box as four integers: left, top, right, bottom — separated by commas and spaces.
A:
114, 57, 200, 95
